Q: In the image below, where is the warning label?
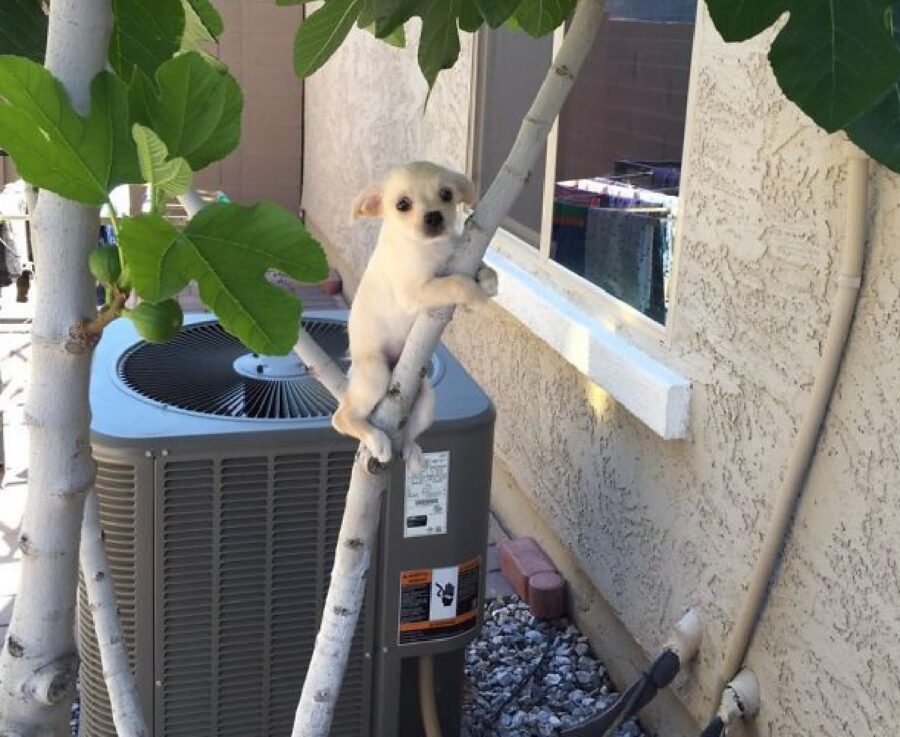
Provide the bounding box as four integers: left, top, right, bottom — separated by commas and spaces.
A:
404, 451, 450, 538
398, 557, 481, 645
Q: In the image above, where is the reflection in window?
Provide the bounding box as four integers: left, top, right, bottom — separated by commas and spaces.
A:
551, 1, 697, 323
476, 27, 552, 245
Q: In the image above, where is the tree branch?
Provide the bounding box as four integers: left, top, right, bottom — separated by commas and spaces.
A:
290, 3, 606, 735
79, 491, 150, 737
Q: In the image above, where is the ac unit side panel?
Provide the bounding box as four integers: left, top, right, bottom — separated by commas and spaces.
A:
78, 449, 155, 737
370, 414, 494, 737
153, 442, 376, 737
380, 418, 495, 656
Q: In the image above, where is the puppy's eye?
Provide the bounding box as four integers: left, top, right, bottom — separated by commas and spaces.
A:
396, 197, 412, 212
439, 188, 453, 203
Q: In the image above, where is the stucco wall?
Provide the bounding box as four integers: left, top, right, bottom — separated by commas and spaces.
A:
304, 9, 900, 736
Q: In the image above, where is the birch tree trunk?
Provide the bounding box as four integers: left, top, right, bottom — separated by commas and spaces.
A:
289, 2, 606, 734
0, 2, 113, 735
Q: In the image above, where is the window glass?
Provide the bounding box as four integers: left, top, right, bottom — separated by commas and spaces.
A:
552, 2, 697, 323
477, 27, 552, 246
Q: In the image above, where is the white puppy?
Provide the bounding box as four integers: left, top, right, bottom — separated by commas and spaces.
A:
332, 161, 497, 469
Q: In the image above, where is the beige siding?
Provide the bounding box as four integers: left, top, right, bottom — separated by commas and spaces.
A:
196, 0, 303, 211
304, 8, 900, 737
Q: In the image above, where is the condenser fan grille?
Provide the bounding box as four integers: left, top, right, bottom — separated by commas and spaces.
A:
117, 319, 350, 420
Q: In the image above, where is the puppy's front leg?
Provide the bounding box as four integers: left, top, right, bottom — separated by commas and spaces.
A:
412, 274, 489, 311
332, 354, 393, 464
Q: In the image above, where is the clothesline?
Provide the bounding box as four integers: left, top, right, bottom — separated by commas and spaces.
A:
557, 176, 679, 212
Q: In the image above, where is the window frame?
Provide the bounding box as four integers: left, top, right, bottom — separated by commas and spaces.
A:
469, 23, 698, 345
467, 21, 698, 439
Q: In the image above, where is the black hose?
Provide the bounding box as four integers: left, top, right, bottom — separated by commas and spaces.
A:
484, 633, 558, 729
699, 716, 725, 737
560, 649, 682, 737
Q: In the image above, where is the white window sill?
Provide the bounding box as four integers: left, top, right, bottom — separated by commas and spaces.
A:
484, 232, 691, 440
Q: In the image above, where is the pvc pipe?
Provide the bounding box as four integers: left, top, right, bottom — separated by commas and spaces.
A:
715, 145, 870, 698
700, 669, 760, 736
418, 655, 443, 737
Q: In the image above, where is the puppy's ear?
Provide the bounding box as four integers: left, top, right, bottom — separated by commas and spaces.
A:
351, 185, 383, 219
450, 172, 477, 206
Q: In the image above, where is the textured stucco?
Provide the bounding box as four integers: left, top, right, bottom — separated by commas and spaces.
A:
304, 8, 900, 736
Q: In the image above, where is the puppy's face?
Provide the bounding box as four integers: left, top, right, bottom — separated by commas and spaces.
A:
352, 162, 476, 241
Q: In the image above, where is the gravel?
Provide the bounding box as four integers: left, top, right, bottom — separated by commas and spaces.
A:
70, 594, 650, 737
462, 595, 649, 737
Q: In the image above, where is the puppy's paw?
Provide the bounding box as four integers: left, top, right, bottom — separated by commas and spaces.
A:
475, 265, 498, 298
459, 277, 489, 310
365, 429, 393, 465
403, 442, 424, 475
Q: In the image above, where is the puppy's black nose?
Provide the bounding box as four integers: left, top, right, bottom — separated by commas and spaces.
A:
424, 211, 444, 229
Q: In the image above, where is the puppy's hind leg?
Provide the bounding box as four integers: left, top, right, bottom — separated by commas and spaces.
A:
332, 354, 393, 464
402, 379, 435, 474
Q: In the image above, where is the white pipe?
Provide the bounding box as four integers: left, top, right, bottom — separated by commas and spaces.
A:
664, 608, 703, 664
715, 144, 870, 698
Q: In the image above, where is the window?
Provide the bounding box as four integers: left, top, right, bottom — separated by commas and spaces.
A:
472, 0, 698, 327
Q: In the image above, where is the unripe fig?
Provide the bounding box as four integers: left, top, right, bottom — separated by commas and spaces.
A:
124, 300, 183, 343
116, 263, 132, 292
88, 247, 121, 285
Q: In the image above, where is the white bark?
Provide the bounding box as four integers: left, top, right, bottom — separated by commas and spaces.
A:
79, 491, 149, 737
0, 2, 114, 736
289, 3, 606, 735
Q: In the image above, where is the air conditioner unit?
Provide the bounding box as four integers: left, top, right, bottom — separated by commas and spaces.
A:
78, 312, 494, 737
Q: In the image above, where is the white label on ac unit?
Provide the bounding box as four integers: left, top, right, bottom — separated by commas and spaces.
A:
404, 450, 449, 538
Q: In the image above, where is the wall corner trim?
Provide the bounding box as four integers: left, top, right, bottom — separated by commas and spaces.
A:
484, 246, 690, 439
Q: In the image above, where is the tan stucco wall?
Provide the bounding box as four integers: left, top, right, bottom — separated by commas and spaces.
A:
304, 9, 900, 736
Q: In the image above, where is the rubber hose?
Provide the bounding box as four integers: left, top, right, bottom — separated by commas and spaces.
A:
699, 716, 725, 737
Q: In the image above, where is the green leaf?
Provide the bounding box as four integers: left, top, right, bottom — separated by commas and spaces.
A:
704, 0, 786, 42
186, 74, 243, 169
514, 0, 576, 37
705, 0, 900, 133
847, 85, 900, 171
185, 0, 223, 39
381, 25, 407, 46
846, 3, 900, 171
0, 0, 47, 62
110, 0, 185, 80
117, 215, 188, 301
771, 0, 900, 132
132, 124, 192, 203
418, 0, 461, 88
129, 52, 243, 171
293, 0, 363, 78
458, 0, 484, 32
0, 57, 140, 204
474, 0, 520, 28
181, 0, 215, 49
371, 0, 417, 34
119, 205, 329, 354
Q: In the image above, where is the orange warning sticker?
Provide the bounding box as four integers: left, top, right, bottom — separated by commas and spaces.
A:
398, 556, 481, 645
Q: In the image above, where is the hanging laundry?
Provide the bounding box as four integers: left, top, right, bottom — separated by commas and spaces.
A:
584, 208, 656, 314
